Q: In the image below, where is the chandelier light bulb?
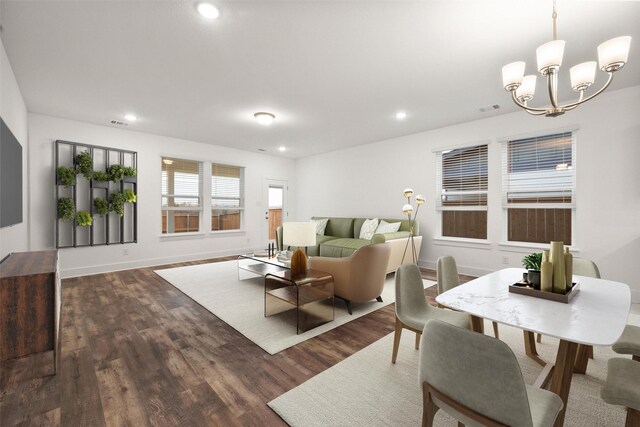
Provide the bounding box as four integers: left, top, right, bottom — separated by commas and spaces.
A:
415, 194, 426, 205
570, 61, 597, 91
502, 62, 526, 91
597, 36, 632, 72
516, 75, 537, 102
403, 188, 414, 198
402, 204, 413, 215
254, 112, 275, 126
536, 40, 565, 74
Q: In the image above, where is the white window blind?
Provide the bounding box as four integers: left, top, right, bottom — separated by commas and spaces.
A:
211, 164, 243, 208
502, 132, 575, 208
161, 157, 202, 208
436, 144, 488, 211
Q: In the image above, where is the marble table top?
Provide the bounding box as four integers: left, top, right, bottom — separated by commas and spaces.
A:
436, 268, 631, 346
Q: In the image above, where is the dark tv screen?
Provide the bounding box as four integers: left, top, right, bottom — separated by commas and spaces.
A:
0, 117, 23, 228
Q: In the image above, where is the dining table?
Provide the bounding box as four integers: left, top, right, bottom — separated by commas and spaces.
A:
435, 267, 631, 427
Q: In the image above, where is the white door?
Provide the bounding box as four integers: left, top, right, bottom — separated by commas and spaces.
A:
263, 179, 287, 247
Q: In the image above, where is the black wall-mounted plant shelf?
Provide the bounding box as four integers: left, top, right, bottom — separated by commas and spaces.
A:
55, 140, 138, 249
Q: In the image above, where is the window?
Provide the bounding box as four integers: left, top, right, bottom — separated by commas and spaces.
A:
502, 132, 575, 244
211, 163, 244, 232
436, 144, 488, 239
161, 157, 202, 233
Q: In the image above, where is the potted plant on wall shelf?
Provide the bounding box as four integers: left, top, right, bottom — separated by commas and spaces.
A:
123, 189, 137, 203
123, 166, 137, 183
93, 198, 109, 216
522, 252, 543, 290
107, 164, 125, 183
108, 191, 126, 217
74, 150, 93, 180
76, 211, 93, 227
57, 197, 75, 221
57, 166, 76, 187
92, 170, 110, 188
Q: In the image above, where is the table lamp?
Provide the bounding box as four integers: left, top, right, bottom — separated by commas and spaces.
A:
283, 222, 317, 275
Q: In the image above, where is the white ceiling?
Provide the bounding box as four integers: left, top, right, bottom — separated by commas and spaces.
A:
1, 1, 639, 158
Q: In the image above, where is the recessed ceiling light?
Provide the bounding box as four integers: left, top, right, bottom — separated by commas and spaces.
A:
278, 146, 286, 152
196, 2, 220, 19
395, 111, 407, 120
124, 114, 137, 122
254, 112, 275, 126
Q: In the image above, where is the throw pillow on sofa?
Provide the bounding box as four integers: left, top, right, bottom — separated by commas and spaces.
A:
359, 218, 379, 240
312, 218, 329, 235
376, 220, 401, 234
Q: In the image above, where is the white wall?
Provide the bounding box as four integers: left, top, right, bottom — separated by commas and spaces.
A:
0, 38, 29, 259
295, 86, 640, 302
28, 113, 296, 277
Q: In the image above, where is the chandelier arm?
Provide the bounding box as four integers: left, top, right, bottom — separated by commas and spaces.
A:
523, 108, 548, 116
548, 72, 559, 109
510, 91, 548, 113
562, 91, 584, 111
560, 72, 615, 110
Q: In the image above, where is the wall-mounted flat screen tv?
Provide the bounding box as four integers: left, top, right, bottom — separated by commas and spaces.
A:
0, 117, 23, 228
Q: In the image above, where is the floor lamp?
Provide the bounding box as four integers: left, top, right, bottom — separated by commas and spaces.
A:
401, 188, 425, 264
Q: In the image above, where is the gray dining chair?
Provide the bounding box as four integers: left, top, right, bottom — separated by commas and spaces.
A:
601, 357, 640, 427
392, 264, 469, 363
437, 256, 500, 339
420, 319, 564, 427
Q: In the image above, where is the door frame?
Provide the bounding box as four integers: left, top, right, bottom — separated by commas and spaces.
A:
263, 179, 288, 246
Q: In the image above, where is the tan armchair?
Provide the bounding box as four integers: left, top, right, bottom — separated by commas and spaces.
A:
309, 243, 391, 314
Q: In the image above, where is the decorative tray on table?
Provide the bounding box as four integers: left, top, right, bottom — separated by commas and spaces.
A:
508, 282, 580, 304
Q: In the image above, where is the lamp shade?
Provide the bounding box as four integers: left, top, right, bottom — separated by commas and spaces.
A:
502, 61, 526, 90
598, 36, 632, 71
570, 61, 596, 90
403, 188, 414, 198
283, 222, 316, 247
515, 75, 537, 101
536, 40, 565, 73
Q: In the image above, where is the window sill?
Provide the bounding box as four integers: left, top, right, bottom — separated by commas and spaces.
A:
159, 232, 206, 239
499, 241, 580, 254
433, 237, 492, 249
210, 230, 246, 236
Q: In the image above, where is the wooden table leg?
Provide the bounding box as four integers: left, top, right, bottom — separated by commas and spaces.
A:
470, 315, 484, 333
573, 344, 590, 374
524, 331, 547, 367
551, 340, 579, 427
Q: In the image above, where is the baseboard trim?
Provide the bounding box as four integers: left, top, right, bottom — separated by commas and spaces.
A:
60, 247, 253, 278
418, 258, 491, 278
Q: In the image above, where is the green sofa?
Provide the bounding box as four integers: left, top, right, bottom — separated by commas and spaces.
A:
276, 216, 422, 273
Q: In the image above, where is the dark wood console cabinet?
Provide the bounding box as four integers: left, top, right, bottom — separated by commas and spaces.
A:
0, 250, 60, 374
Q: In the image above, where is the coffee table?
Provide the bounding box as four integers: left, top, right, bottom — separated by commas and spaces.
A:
237, 253, 289, 280
265, 269, 334, 334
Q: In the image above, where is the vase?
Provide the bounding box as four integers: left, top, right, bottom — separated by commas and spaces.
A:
527, 270, 541, 290
540, 250, 552, 292
550, 241, 566, 294
564, 248, 573, 289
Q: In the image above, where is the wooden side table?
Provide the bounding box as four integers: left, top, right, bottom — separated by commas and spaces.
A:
265, 269, 334, 334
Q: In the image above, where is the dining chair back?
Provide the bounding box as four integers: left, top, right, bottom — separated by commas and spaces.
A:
436, 256, 459, 294
420, 320, 563, 427
573, 258, 601, 279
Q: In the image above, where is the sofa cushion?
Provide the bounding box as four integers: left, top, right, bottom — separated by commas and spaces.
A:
313, 217, 354, 238
311, 218, 329, 235
358, 218, 379, 240
305, 234, 339, 256
320, 238, 371, 258
376, 220, 402, 233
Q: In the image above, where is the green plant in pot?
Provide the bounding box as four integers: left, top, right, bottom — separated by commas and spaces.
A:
123, 189, 137, 203
74, 150, 93, 180
93, 170, 109, 182
108, 191, 126, 217
123, 166, 137, 178
57, 197, 75, 221
93, 198, 109, 216
57, 166, 76, 187
76, 211, 93, 227
108, 164, 125, 182
522, 252, 543, 289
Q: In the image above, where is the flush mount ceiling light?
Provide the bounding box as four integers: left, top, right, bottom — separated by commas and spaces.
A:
196, 2, 220, 19
254, 112, 275, 126
124, 114, 137, 122
502, 0, 631, 117
278, 146, 286, 152
395, 111, 407, 120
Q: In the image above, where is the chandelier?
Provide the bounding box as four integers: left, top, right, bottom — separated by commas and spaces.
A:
501, 1, 631, 117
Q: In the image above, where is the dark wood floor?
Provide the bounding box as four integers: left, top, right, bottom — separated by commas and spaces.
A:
0, 256, 473, 426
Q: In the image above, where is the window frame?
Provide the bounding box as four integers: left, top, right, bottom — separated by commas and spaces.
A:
435, 142, 489, 241
500, 130, 577, 247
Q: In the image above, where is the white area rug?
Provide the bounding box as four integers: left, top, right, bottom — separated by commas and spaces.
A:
269, 314, 640, 426
154, 260, 434, 355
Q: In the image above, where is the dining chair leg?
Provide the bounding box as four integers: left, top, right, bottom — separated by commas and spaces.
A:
415, 332, 421, 350
492, 321, 499, 339
392, 317, 403, 364
536, 333, 542, 343
422, 383, 438, 427
626, 407, 640, 427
